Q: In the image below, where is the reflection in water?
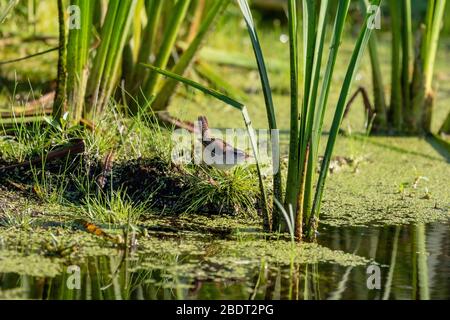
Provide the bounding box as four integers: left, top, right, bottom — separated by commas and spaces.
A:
0, 222, 448, 300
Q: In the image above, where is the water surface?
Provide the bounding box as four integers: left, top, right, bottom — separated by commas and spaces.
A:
1, 221, 448, 300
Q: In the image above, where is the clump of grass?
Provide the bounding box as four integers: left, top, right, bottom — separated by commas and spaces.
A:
179, 166, 260, 217
82, 102, 173, 163
0, 117, 51, 163
80, 189, 149, 225
0, 108, 80, 164
0, 207, 35, 230
30, 157, 71, 205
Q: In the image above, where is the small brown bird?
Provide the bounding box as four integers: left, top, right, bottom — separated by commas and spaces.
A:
198, 116, 250, 171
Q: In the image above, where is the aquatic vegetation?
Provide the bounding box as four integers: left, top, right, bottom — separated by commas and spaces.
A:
359, 0, 447, 133
0, 250, 62, 278
51, 0, 228, 124
80, 189, 150, 225
179, 166, 260, 216
320, 136, 450, 227
237, 0, 382, 240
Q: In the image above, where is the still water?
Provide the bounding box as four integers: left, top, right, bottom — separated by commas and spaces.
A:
0, 222, 448, 300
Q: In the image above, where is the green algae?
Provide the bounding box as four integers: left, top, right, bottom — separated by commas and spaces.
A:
319, 136, 450, 227
0, 250, 61, 278
0, 288, 27, 300
134, 235, 368, 289
0, 221, 368, 282
212, 241, 369, 267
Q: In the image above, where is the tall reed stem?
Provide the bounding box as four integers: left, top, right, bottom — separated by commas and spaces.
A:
141, 0, 192, 100
237, 0, 284, 231
53, 0, 67, 121
309, 0, 382, 240
66, 0, 94, 124
284, 0, 300, 214
400, 0, 412, 128
388, 0, 403, 131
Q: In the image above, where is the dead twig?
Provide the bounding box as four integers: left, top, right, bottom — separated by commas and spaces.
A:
0, 139, 85, 172
344, 86, 375, 121
157, 111, 195, 133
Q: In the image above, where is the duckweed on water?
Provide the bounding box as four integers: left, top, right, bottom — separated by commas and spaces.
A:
320, 136, 450, 227
0, 222, 368, 281
135, 236, 368, 286
0, 251, 61, 278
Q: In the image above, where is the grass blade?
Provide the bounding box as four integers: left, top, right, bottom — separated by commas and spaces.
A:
284, 0, 300, 214
309, 0, 382, 238
151, 0, 228, 111
0, 0, 19, 23
360, 0, 387, 130
237, 0, 283, 230
388, 0, 403, 130
53, 0, 67, 121
141, 0, 192, 99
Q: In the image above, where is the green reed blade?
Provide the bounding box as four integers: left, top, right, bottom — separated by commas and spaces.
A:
130, 0, 164, 94
313, 0, 351, 151
310, 0, 382, 238
141, 0, 192, 99
66, 0, 95, 124
142, 64, 243, 109
299, 0, 316, 153
151, 0, 228, 111
424, 0, 447, 93
237, 0, 284, 230
195, 61, 248, 101
53, 0, 67, 121
388, 0, 403, 130
284, 0, 300, 214
360, 0, 387, 129
301, 0, 329, 226
0, 0, 19, 23
86, 0, 121, 110
97, 0, 138, 111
